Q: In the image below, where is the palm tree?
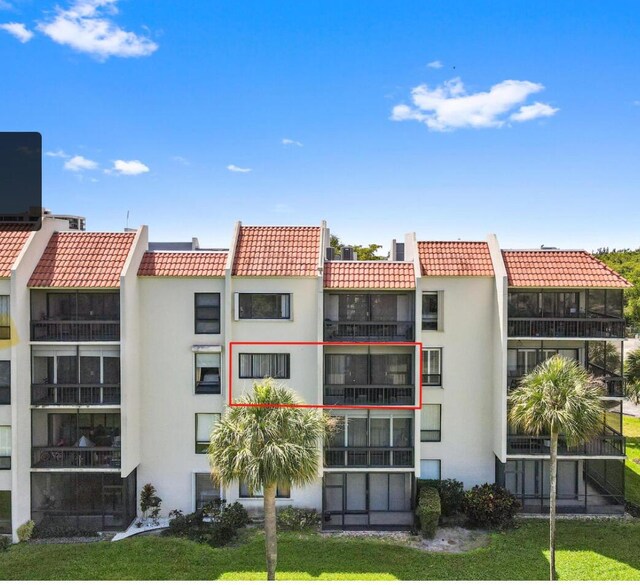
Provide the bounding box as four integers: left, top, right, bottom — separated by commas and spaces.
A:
625, 348, 640, 404
208, 379, 333, 581
508, 355, 604, 580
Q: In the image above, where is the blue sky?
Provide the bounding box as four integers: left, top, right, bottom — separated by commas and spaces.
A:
1, 0, 639, 252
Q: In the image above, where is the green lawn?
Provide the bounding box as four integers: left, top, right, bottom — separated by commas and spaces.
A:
2, 520, 640, 580
624, 415, 640, 506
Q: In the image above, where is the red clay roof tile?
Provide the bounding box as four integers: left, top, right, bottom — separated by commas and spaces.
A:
418, 241, 494, 277
502, 250, 631, 288
138, 251, 227, 277
28, 231, 137, 288
232, 226, 321, 277
324, 261, 415, 289
0, 224, 32, 277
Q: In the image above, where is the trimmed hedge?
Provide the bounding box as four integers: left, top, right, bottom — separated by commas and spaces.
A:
16, 521, 35, 542
277, 507, 320, 530
463, 483, 520, 528
417, 479, 465, 517
0, 535, 10, 552
416, 486, 441, 538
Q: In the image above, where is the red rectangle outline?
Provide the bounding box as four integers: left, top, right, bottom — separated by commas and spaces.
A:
228, 341, 423, 409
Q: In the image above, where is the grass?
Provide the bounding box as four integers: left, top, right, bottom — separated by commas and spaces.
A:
624, 414, 640, 506
2, 520, 640, 580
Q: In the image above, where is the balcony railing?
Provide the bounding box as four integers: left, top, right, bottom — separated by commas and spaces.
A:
324, 385, 414, 406
31, 320, 120, 342
506, 434, 625, 457
507, 318, 625, 339
324, 447, 414, 468
31, 384, 121, 406
323, 321, 414, 342
32, 447, 121, 469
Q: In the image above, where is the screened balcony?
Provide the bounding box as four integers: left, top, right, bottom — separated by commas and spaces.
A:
324, 353, 414, 406
31, 349, 121, 406
507, 400, 625, 457
31, 411, 121, 469
323, 293, 414, 341
31, 291, 120, 342
496, 457, 624, 515
324, 413, 414, 468
507, 341, 625, 397
507, 289, 625, 338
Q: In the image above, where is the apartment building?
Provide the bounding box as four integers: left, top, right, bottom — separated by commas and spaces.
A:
0, 215, 631, 540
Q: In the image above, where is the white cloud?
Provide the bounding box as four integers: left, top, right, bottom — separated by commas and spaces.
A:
274, 203, 293, 214
510, 101, 559, 122
37, 0, 158, 60
0, 22, 34, 42
172, 155, 190, 166
633, 100, 640, 107
110, 159, 149, 175
282, 138, 303, 147
0, 1, 13, 10
227, 164, 251, 173
64, 155, 98, 171
427, 60, 443, 69
45, 149, 70, 158
391, 77, 557, 131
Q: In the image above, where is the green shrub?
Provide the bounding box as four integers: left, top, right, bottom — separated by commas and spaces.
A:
417, 479, 465, 517
16, 520, 35, 542
463, 483, 520, 528
416, 486, 441, 538
140, 483, 162, 522
32, 524, 98, 539
164, 501, 249, 547
277, 506, 320, 530
0, 535, 11, 552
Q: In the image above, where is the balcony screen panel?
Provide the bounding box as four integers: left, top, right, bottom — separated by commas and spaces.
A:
57, 356, 78, 384
393, 418, 412, 447
370, 295, 397, 321
369, 473, 389, 511
588, 290, 606, 316
103, 357, 121, 384
509, 292, 539, 317
347, 418, 367, 447
588, 341, 622, 375
0, 361, 10, 388
389, 473, 412, 511
80, 356, 100, 384
48, 293, 76, 320
369, 418, 390, 447
77, 293, 119, 320
606, 290, 624, 318
32, 356, 53, 384
329, 416, 346, 447
325, 355, 368, 385
339, 294, 368, 321
346, 473, 366, 511
371, 354, 411, 385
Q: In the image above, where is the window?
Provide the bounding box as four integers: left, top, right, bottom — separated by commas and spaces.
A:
194, 473, 221, 511
422, 292, 438, 330
237, 293, 290, 320
324, 354, 412, 385
422, 348, 442, 386
420, 459, 441, 480
0, 426, 11, 470
0, 361, 9, 405
195, 353, 221, 394
239, 481, 291, 498
239, 353, 290, 379
0, 491, 10, 534
421, 405, 441, 442
195, 293, 221, 334
0, 296, 9, 339
195, 413, 220, 453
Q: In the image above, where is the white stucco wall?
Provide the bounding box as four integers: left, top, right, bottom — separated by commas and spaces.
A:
417, 275, 497, 488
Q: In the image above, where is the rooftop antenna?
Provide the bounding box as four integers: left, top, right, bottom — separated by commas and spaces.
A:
126, 210, 130, 230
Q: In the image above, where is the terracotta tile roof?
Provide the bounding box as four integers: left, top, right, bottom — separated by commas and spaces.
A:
232, 226, 321, 277
324, 261, 415, 289
138, 251, 227, 277
28, 232, 137, 288
418, 241, 494, 277
502, 250, 632, 288
0, 224, 32, 277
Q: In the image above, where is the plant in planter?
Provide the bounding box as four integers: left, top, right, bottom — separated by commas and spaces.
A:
139, 483, 162, 526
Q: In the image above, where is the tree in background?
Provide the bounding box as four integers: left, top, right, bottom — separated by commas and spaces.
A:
595, 248, 640, 333
330, 234, 386, 260
625, 348, 640, 404
509, 355, 604, 581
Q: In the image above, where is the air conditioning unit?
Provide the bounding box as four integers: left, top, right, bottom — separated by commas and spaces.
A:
342, 246, 355, 261
326, 247, 335, 261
